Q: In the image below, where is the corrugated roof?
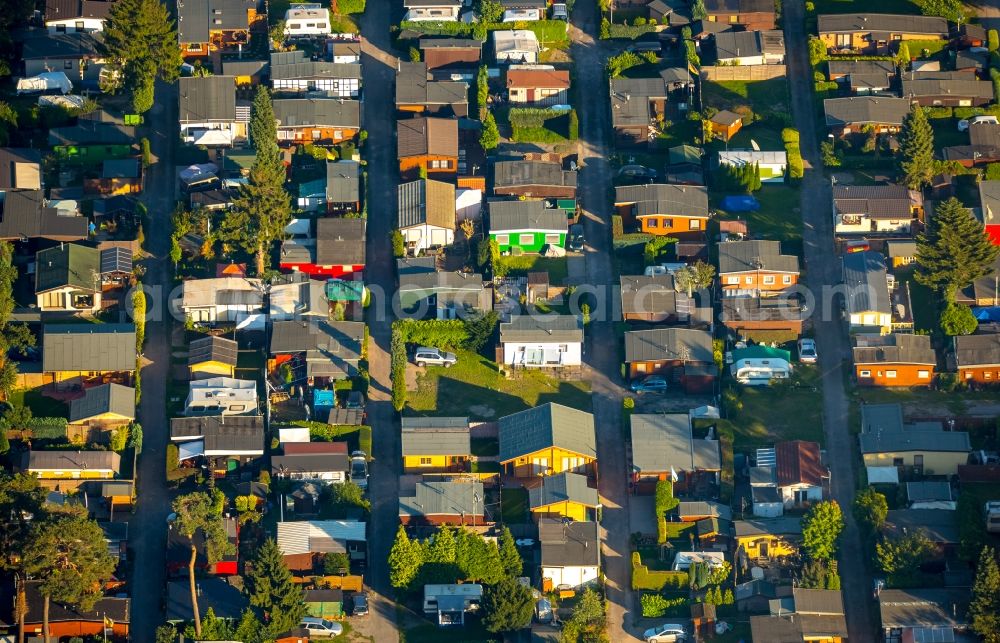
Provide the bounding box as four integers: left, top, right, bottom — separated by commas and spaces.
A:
718, 240, 798, 274
397, 116, 458, 158
732, 517, 803, 537
906, 481, 952, 503
842, 251, 890, 315
852, 333, 936, 365
270, 50, 362, 80
953, 333, 1000, 367
494, 160, 576, 191
179, 76, 237, 123
498, 402, 595, 462
42, 323, 136, 372
488, 199, 567, 232
177, 0, 256, 44
35, 242, 100, 293
500, 314, 582, 343
818, 13, 948, 35
623, 327, 713, 363
401, 418, 471, 455
619, 274, 678, 316
878, 589, 969, 630
170, 415, 264, 453
630, 413, 721, 472
397, 179, 456, 230
539, 519, 599, 567
188, 335, 239, 368
902, 78, 993, 100
69, 383, 135, 422
399, 480, 484, 517
27, 449, 120, 472
276, 520, 367, 555
316, 217, 366, 265
528, 471, 599, 509
273, 98, 360, 128
615, 184, 709, 219
505, 68, 570, 90
774, 440, 824, 487
885, 509, 959, 544
0, 148, 41, 190
824, 97, 910, 127
180, 277, 263, 309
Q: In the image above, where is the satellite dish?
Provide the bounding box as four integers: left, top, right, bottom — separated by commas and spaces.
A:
750, 139, 761, 151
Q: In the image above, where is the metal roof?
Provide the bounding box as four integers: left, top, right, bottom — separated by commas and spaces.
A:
818, 13, 948, 35
276, 520, 367, 555
325, 160, 360, 203
177, 0, 256, 44
100, 246, 132, 275
269, 320, 364, 360
494, 160, 576, 191
842, 251, 890, 315
0, 190, 88, 242
179, 76, 237, 123
0, 148, 41, 190
273, 98, 360, 128
852, 333, 936, 365
316, 217, 366, 265
619, 274, 678, 316
397, 116, 458, 158
630, 413, 721, 472
397, 179, 456, 230
906, 481, 952, 503
859, 403, 970, 454
774, 440, 824, 487
27, 449, 120, 472
878, 589, 969, 631
69, 383, 135, 422
824, 97, 910, 127
170, 415, 265, 454
539, 519, 599, 567
623, 327, 713, 363
42, 323, 136, 372
35, 242, 100, 293
488, 199, 567, 232
953, 333, 1000, 367
401, 418, 471, 455
500, 314, 582, 344
615, 184, 709, 219
718, 240, 798, 274
188, 335, 239, 367
498, 402, 595, 462
399, 479, 484, 517
270, 50, 362, 80
396, 62, 468, 106
528, 471, 599, 509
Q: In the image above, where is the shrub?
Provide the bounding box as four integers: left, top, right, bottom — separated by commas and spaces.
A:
336, 0, 365, 14
782, 127, 804, 179
623, 397, 635, 410
640, 594, 689, 618
924, 106, 954, 119
390, 326, 408, 412
631, 552, 689, 591
23, 417, 68, 440
140, 137, 151, 168
166, 443, 179, 472
391, 229, 405, 258
568, 109, 579, 140
611, 215, 623, 239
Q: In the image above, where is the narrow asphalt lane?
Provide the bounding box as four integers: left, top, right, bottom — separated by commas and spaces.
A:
570, 4, 635, 639
357, 5, 401, 641
128, 77, 179, 643
784, 1, 876, 639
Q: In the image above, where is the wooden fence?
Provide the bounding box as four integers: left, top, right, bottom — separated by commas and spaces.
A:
700, 65, 787, 82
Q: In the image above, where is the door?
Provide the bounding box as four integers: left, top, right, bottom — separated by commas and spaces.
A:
532, 458, 549, 476
759, 541, 769, 558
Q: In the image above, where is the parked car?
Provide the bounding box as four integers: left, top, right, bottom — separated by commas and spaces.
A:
300, 618, 344, 637
350, 451, 368, 490
352, 591, 370, 616
958, 115, 999, 131
617, 164, 658, 183
797, 338, 818, 364
414, 347, 457, 368
551, 2, 568, 20
644, 623, 686, 643
630, 375, 668, 393
568, 224, 585, 251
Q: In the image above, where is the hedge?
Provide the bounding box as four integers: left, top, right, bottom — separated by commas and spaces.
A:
509, 107, 571, 128
390, 325, 407, 412
782, 127, 804, 179
604, 23, 657, 40
20, 417, 68, 440
399, 20, 567, 45
631, 552, 689, 591
393, 318, 468, 348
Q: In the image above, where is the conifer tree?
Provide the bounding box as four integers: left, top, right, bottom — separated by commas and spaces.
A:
498, 526, 522, 578
246, 539, 305, 636
969, 546, 1000, 643
388, 525, 422, 589
915, 197, 1000, 301
898, 103, 934, 189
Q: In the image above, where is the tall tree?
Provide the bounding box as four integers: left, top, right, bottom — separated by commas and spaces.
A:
969, 546, 1000, 643
21, 513, 116, 643
876, 530, 935, 588
498, 527, 522, 578
0, 242, 34, 398
0, 473, 46, 643
388, 525, 422, 589
915, 198, 1000, 301
898, 103, 934, 189
246, 538, 305, 635
853, 487, 888, 538
674, 261, 716, 297
914, 0, 965, 22
100, 0, 182, 113
560, 588, 606, 642
940, 301, 978, 336
474, 0, 503, 23
482, 577, 534, 634
248, 86, 278, 154
800, 500, 844, 561
172, 491, 233, 638
691, 0, 708, 19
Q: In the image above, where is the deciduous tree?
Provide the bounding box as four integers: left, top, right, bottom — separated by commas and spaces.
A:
801, 500, 843, 561
0, 473, 46, 643
674, 261, 716, 297
898, 103, 935, 189
877, 530, 936, 588
940, 301, 978, 336
389, 525, 421, 589
914, 0, 965, 22
691, 0, 707, 19
969, 546, 1000, 642
172, 491, 234, 637
246, 538, 305, 635
482, 577, 533, 633
475, 0, 503, 23
915, 197, 1000, 301
853, 486, 888, 537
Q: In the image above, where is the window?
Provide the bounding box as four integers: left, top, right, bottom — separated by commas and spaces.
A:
75, 20, 85, 31
419, 457, 432, 466
729, 14, 738, 23
56, 24, 67, 32
986, 372, 993, 380
886, 370, 897, 378
663, 218, 674, 229
727, 276, 739, 285
917, 370, 929, 379
966, 371, 974, 379
559, 345, 568, 352
914, 455, 924, 469
545, 233, 561, 244
708, 14, 716, 21
64, 60, 73, 69
745, 276, 753, 284
311, 130, 321, 140
646, 218, 659, 228
892, 457, 904, 467
836, 33, 851, 48
763, 275, 775, 285
519, 233, 534, 245
859, 370, 871, 377
689, 219, 701, 230
496, 234, 509, 245
782, 275, 792, 284
636, 363, 647, 373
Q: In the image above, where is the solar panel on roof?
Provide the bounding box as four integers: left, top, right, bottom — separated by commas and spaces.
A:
100, 247, 132, 275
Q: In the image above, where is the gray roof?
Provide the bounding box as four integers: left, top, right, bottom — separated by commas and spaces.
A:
49, 119, 136, 146
979, 179, 1000, 226
528, 472, 599, 509
610, 78, 668, 128
419, 38, 483, 50
0, 148, 41, 190
906, 481, 952, 503
886, 239, 918, 257
397, 116, 458, 158
852, 333, 936, 366
177, 0, 256, 44
539, 519, 599, 567
630, 413, 721, 472
500, 314, 583, 344
718, 240, 799, 274
842, 251, 890, 316
316, 217, 366, 265
400, 417, 471, 456
489, 199, 567, 233
69, 383, 135, 422
220, 58, 269, 78
713, 30, 784, 60
397, 179, 456, 230
188, 335, 238, 368
42, 323, 136, 372
498, 403, 596, 462
623, 327, 714, 363
827, 59, 896, 78
399, 480, 484, 517
878, 589, 969, 630
271, 453, 349, 475
0, 190, 88, 242
753, 485, 781, 503
396, 62, 468, 106
902, 78, 993, 100
619, 274, 678, 315
270, 320, 364, 360
493, 161, 576, 191
953, 334, 1000, 367
399, 271, 484, 293
818, 13, 948, 36
26, 449, 120, 472
326, 161, 360, 203
733, 517, 803, 538
20, 30, 101, 59
179, 76, 236, 122
615, 184, 709, 219
824, 97, 910, 127
885, 509, 959, 544
677, 500, 733, 521
270, 50, 362, 81
859, 404, 970, 454
273, 99, 360, 128
170, 415, 265, 453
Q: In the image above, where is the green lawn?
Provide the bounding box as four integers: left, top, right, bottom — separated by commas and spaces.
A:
8, 389, 69, 418
902, 276, 938, 333
720, 365, 826, 449
500, 487, 529, 524
702, 78, 789, 114
847, 385, 999, 415
811, 0, 918, 13
956, 482, 1000, 560
724, 121, 785, 151
499, 255, 569, 285
713, 184, 803, 254
405, 349, 591, 419
931, 119, 967, 151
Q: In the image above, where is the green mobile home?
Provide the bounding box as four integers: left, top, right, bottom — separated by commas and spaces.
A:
488, 200, 568, 254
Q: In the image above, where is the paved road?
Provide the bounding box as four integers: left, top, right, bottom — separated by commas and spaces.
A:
570, 3, 636, 640
784, 1, 876, 639
128, 77, 180, 643
356, 5, 401, 641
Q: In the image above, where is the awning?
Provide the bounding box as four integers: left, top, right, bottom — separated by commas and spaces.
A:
866, 466, 899, 484
178, 440, 205, 460
191, 129, 233, 146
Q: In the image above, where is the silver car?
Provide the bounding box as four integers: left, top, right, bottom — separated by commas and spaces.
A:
350, 451, 368, 490
414, 347, 457, 367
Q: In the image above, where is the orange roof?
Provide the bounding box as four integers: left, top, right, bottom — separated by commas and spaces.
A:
216, 262, 247, 277
457, 175, 486, 191
506, 69, 570, 90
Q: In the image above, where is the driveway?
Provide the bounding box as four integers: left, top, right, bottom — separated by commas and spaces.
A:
784, 0, 877, 639
128, 78, 179, 643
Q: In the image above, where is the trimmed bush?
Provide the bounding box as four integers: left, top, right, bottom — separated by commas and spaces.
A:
924, 106, 954, 119
611, 215, 624, 239
782, 127, 804, 179
390, 325, 407, 412
640, 594, 689, 618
